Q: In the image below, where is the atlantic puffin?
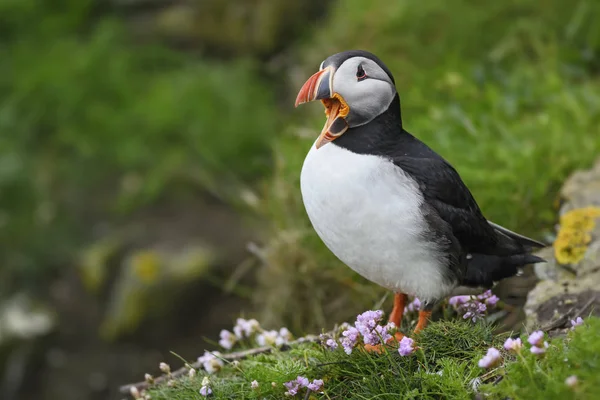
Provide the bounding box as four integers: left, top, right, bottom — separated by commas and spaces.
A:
295, 50, 544, 341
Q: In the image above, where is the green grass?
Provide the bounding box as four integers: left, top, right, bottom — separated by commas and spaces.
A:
146, 318, 600, 399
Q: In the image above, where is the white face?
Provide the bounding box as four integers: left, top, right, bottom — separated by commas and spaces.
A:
326, 56, 397, 127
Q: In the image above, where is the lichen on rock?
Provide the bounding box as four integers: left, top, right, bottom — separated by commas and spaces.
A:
525, 158, 600, 331
553, 207, 600, 265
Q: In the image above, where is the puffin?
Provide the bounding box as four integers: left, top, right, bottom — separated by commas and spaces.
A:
295, 50, 545, 342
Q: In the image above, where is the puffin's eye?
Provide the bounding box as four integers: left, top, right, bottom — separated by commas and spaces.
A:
356, 65, 367, 81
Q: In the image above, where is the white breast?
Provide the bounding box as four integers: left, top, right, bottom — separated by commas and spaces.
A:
300, 142, 455, 301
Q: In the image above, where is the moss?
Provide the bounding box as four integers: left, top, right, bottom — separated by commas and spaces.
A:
553, 207, 600, 265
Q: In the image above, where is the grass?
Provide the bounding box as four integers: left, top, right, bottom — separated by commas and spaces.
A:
145, 317, 600, 399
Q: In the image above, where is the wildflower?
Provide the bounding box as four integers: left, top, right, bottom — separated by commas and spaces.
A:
278, 327, 293, 343
307, 379, 324, 392
159, 362, 170, 374
527, 330, 544, 346
503, 337, 523, 353
355, 310, 384, 333
355, 310, 393, 346
233, 318, 261, 339
251, 380, 259, 389
398, 337, 415, 356
219, 329, 236, 350
341, 326, 360, 354
296, 376, 309, 388
449, 291, 499, 322
198, 351, 224, 374
325, 338, 338, 350
478, 348, 501, 369
463, 301, 487, 322
405, 297, 421, 313
531, 341, 549, 355
565, 375, 578, 388
144, 373, 154, 384
188, 368, 196, 378
448, 295, 470, 307
199, 386, 212, 396
283, 380, 300, 396
130, 386, 141, 399
256, 330, 279, 346
570, 317, 584, 329
477, 290, 500, 307
283, 376, 313, 396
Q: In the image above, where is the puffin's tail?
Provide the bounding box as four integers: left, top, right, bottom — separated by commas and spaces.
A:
461, 253, 546, 289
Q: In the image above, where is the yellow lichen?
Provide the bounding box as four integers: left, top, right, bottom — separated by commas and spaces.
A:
553, 207, 600, 265
130, 250, 161, 284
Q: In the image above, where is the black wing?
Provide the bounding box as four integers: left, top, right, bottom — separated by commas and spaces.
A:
393, 155, 513, 254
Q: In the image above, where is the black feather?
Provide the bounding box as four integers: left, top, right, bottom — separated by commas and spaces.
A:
462, 253, 546, 288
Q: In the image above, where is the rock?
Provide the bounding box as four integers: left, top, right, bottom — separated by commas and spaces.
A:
525, 158, 600, 331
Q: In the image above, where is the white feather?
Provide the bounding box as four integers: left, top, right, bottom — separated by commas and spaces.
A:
300, 142, 456, 301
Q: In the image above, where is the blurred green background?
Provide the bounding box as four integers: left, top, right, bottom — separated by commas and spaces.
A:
1, 0, 599, 399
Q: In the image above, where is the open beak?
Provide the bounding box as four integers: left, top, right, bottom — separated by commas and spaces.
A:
295, 66, 349, 149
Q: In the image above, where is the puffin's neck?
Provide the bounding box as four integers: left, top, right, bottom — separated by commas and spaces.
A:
333, 94, 405, 156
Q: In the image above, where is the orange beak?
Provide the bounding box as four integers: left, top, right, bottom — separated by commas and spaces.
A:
295, 66, 349, 149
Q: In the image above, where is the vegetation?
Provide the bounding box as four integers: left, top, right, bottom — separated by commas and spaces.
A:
144, 317, 600, 399
0, 0, 276, 294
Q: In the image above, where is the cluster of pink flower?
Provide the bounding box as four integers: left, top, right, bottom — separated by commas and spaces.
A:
320, 310, 416, 357
283, 376, 324, 396
478, 317, 586, 370
218, 318, 293, 350
449, 290, 499, 322
403, 290, 499, 322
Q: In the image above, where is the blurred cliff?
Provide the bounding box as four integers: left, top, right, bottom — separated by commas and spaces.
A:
1, 1, 600, 399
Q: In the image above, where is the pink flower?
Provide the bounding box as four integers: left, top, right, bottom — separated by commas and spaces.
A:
530, 341, 549, 355
503, 337, 523, 353
448, 295, 470, 307
405, 297, 421, 313
251, 380, 259, 389
218, 329, 236, 350
283, 380, 299, 396
284, 376, 311, 396
398, 337, 415, 356
199, 386, 212, 396
296, 376, 309, 388
341, 326, 360, 354
198, 351, 224, 374
527, 331, 544, 346
478, 348, 501, 369
307, 379, 324, 391
570, 317, 584, 330
565, 375, 578, 388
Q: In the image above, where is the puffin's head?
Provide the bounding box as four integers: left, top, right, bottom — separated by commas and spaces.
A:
295, 50, 397, 149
